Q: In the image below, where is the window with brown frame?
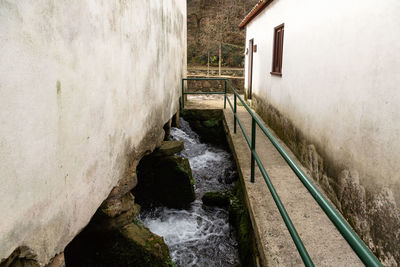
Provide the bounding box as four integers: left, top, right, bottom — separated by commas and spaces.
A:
271, 23, 284, 76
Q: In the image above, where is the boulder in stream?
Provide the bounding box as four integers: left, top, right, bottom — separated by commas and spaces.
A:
133, 154, 195, 209
202, 191, 230, 207
65, 220, 174, 267
152, 140, 184, 157
106, 222, 175, 267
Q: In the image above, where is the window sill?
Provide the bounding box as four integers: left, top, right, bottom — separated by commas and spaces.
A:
270, 72, 282, 77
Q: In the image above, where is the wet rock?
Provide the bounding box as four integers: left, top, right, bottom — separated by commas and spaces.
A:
0, 246, 39, 267
180, 109, 227, 147
115, 223, 174, 267
202, 191, 230, 207
152, 141, 184, 157
64, 190, 173, 267
63, 119, 173, 266
133, 155, 195, 209
86, 191, 140, 233
93, 203, 141, 232
101, 193, 136, 218
46, 253, 65, 267
108, 171, 138, 201
64, 221, 174, 267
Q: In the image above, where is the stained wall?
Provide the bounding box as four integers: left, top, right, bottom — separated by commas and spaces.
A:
0, 1, 186, 265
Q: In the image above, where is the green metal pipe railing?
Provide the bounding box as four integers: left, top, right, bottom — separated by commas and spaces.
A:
181, 78, 382, 267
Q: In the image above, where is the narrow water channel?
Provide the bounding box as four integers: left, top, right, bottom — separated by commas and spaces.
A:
139, 118, 240, 266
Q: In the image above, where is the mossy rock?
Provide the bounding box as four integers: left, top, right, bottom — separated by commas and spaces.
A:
100, 193, 135, 218
65, 222, 175, 267
152, 141, 184, 157
180, 110, 227, 147
202, 191, 230, 207
133, 155, 195, 209
113, 223, 175, 267
90, 202, 141, 232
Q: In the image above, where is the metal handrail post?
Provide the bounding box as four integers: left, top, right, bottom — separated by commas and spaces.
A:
251, 117, 256, 183
224, 79, 227, 109
234, 94, 237, 134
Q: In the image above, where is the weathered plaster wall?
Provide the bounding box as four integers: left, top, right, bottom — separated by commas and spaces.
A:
0, 0, 186, 265
244, 0, 400, 265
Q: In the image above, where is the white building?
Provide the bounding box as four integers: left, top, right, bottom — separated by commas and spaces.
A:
240, 0, 400, 265
0, 1, 186, 265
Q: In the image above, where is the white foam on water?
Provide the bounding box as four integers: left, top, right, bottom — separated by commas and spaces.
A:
140, 118, 240, 267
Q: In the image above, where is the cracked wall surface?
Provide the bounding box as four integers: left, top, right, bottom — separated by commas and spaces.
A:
0, 1, 186, 265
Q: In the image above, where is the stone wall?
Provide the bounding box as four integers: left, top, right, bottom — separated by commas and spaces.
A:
186, 76, 244, 94
0, 1, 186, 266
188, 68, 244, 77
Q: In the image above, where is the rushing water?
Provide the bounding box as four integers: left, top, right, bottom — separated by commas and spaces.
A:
140, 118, 240, 267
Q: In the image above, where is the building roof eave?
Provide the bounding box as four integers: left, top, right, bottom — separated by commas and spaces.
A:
239, 0, 274, 29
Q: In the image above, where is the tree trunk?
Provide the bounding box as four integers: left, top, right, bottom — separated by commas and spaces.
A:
207, 51, 210, 77
218, 43, 222, 76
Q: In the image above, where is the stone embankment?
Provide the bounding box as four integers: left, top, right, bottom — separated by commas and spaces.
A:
64, 139, 195, 267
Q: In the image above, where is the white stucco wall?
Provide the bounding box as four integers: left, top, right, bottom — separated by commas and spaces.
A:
245, 0, 400, 199
244, 0, 400, 264
0, 0, 186, 265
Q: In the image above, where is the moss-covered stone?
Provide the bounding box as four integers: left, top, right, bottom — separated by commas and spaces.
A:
114, 223, 174, 267
152, 141, 184, 157
133, 155, 195, 209
202, 191, 230, 207
227, 182, 257, 267
202, 119, 220, 128
100, 192, 135, 218
89, 199, 141, 232
108, 170, 138, 201
180, 109, 227, 147
64, 222, 175, 267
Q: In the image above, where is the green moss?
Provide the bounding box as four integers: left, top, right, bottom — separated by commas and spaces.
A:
228, 182, 257, 267
202, 191, 230, 207
180, 110, 227, 148
202, 119, 220, 128
133, 155, 195, 209
134, 218, 144, 227
65, 222, 175, 267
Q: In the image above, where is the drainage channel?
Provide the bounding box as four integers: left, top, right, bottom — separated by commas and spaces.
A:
139, 118, 240, 266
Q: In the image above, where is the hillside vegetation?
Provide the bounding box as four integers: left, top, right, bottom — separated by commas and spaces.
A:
187, 0, 258, 68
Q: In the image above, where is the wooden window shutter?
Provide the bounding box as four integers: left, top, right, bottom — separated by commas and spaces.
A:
271, 24, 284, 76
